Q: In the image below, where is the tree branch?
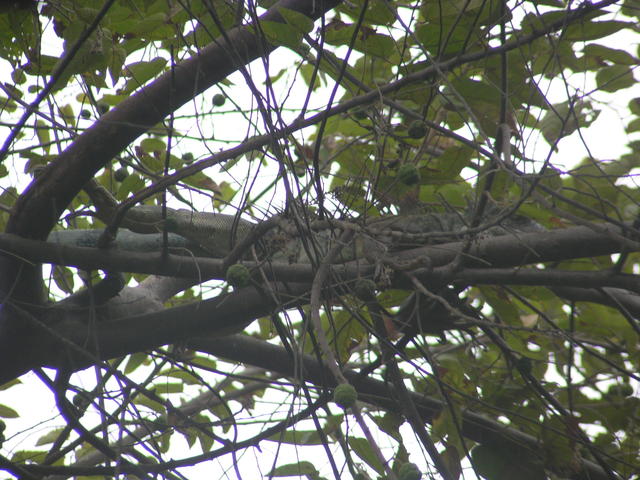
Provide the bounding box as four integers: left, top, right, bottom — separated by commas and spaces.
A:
189, 334, 614, 480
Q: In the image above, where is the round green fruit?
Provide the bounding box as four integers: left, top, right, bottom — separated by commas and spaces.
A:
182, 152, 194, 163
352, 108, 368, 120
408, 120, 427, 139
515, 356, 533, 376
212, 93, 226, 107
607, 383, 634, 397
397, 164, 421, 186
72, 393, 89, 409
398, 463, 421, 480
114, 167, 128, 182
353, 278, 376, 301
80, 109, 91, 119
226, 264, 251, 288
97, 102, 109, 115
333, 383, 357, 409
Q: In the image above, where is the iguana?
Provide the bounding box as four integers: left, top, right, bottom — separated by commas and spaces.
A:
49, 180, 543, 265
47, 180, 544, 335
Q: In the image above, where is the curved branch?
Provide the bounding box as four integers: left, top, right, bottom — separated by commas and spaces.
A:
7, 0, 341, 240
189, 334, 614, 480
0, 222, 637, 283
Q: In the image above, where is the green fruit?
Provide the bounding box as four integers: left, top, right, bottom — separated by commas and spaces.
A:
182, 152, 194, 163
333, 383, 357, 408
80, 109, 91, 119
72, 393, 89, 409
226, 264, 251, 288
398, 463, 421, 480
607, 383, 634, 397
97, 102, 109, 115
353, 278, 376, 301
12, 68, 26, 85
408, 120, 427, 139
397, 164, 421, 186
352, 108, 368, 120
515, 356, 533, 376
212, 93, 226, 107
114, 167, 128, 182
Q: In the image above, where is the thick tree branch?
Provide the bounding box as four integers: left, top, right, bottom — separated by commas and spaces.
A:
0, 222, 637, 283
189, 334, 614, 480
6, 0, 342, 241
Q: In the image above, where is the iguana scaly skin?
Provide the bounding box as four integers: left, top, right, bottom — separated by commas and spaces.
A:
48, 179, 542, 263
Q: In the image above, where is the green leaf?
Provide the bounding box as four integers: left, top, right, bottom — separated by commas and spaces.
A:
349, 437, 385, 474
134, 395, 165, 414
540, 416, 578, 471
479, 287, 520, 326
122, 57, 167, 93
540, 99, 600, 148
11, 450, 47, 463
357, 32, 395, 59
52, 265, 75, 295
471, 444, 545, 480
324, 22, 396, 59
140, 137, 166, 154
583, 43, 637, 66
326, 309, 367, 363
0, 403, 18, 418
0, 378, 21, 391
371, 412, 403, 442
260, 20, 304, 51
190, 355, 217, 371
36, 120, 50, 154
270, 461, 320, 479
277, 7, 314, 34
339, 0, 396, 26
59, 104, 75, 127
36, 428, 65, 446
151, 382, 184, 395
159, 368, 200, 385
266, 429, 325, 445
626, 117, 640, 133
596, 65, 635, 93
563, 20, 632, 42
116, 173, 145, 200
424, 145, 473, 183
124, 12, 172, 39
124, 352, 149, 374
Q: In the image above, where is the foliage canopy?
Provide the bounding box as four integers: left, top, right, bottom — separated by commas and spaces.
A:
0, 1, 639, 479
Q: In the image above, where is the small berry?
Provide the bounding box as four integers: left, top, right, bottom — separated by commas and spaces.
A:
398, 463, 421, 480
353, 278, 376, 301
97, 102, 109, 115
113, 167, 128, 182
606, 383, 634, 397
397, 164, 421, 186
226, 264, 251, 288
212, 94, 226, 107
352, 108, 368, 120
408, 120, 427, 139
333, 383, 357, 408
515, 356, 533, 376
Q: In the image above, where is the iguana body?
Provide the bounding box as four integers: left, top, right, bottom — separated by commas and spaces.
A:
51, 192, 542, 264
